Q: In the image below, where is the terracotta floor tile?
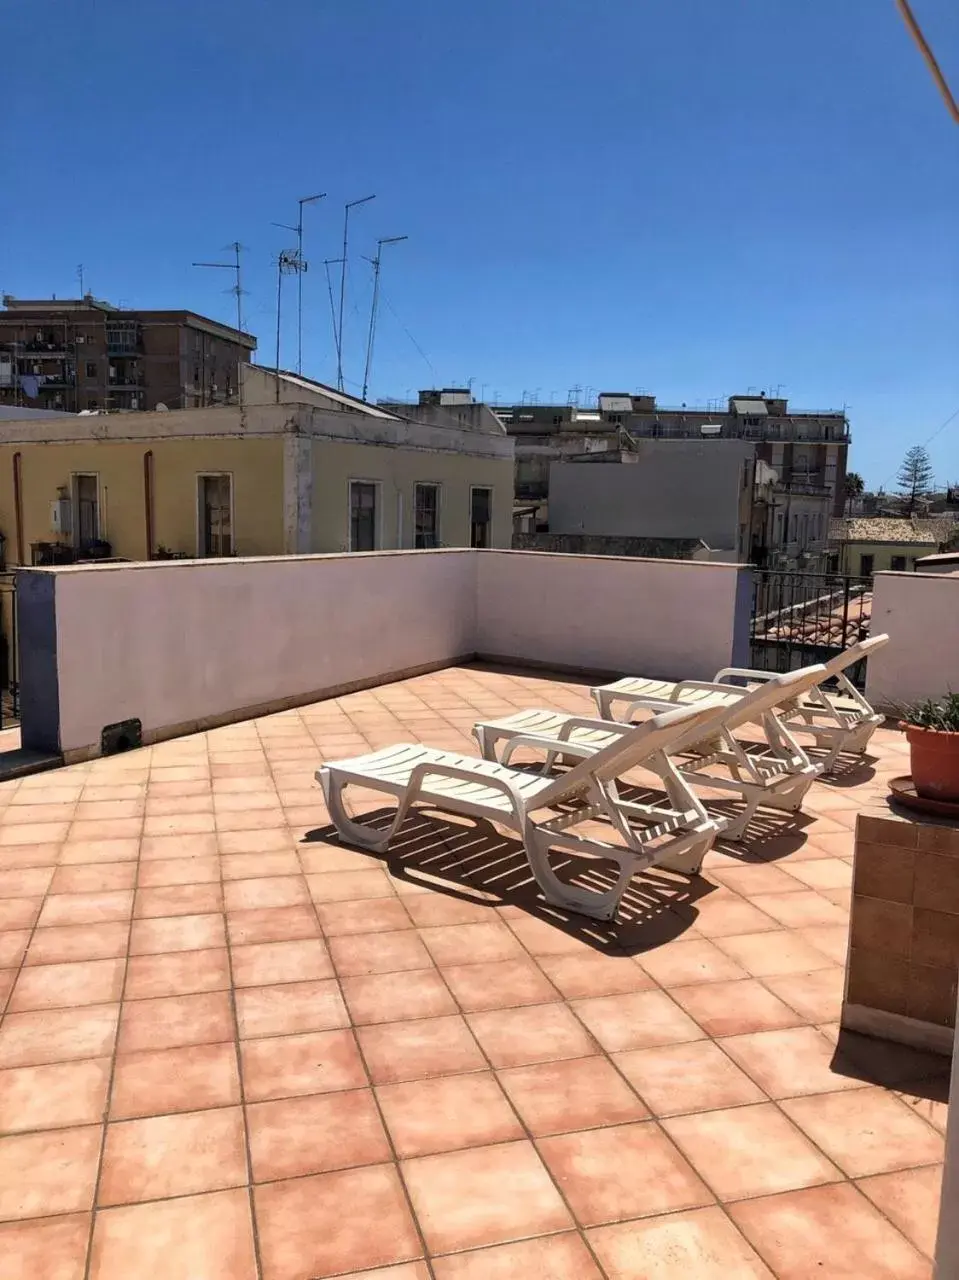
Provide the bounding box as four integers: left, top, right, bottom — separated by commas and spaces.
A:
781, 858, 853, 891
431, 1232, 602, 1279
0, 844, 61, 871
537, 950, 655, 999
330, 929, 432, 977
222, 876, 308, 912
714, 930, 837, 977
0, 1213, 91, 1280
299, 846, 394, 875
50, 863, 137, 894
129, 912, 226, 955
857, 1165, 942, 1258
781, 1088, 944, 1177
499, 1054, 648, 1136
670, 978, 805, 1038
0, 821, 71, 847
75, 799, 144, 822
89, 1188, 257, 1280
0, 897, 42, 930
418, 921, 524, 966
357, 1014, 485, 1085
306, 868, 397, 902
401, 893, 495, 927
142, 812, 215, 838
241, 1027, 368, 1101
635, 936, 749, 988
254, 1164, 421, 1279
467, 1003, 596, 1068
68, 819, 143, 844
441, 958, 561, 1012
111, 1042, 241, 1120
0, 866, 54, 897
729, 1183, 931, 1279
572, 990, 705, 1053
764, 968, 845, 1023
117, 991, 233, 1053
663, 1103, 842, 1200
683, 893, 779, 938
248, 1087, 391, 1181
0, 928, 29, 967
721, 1026, 871, 1098
0, 1125, 102, 1219
220, 851, 301, 879
124, 947, 231, 999
708, 862, 805, 895
749, 890, 848, 929
588, 1205, 773, 1278
0, 803, 76, 827
134, 883, 224, 918
0, 1004, 119, 1067
540, 1119, 712, 1227
98, 1105, 247, 1206
403, 1139, 571, 1253
25, 921, 128, 966
226, 905, 321, 946
58, 837, 140, 866
231, 938, 333, 987
505, 915, 609, 957
139, 832, 218, 861
217, 830, 296, 858
342, 968, 456, 1025
235, 979, 349, 1038
0, 1057, 111, 1134
614, 1040, 765, 1117
796, 924, 849, 965
377, 1070, 522, 1157
315, 897, 413, 936
8, 957, 125, 1013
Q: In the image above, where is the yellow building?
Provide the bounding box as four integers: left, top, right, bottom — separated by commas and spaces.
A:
830, 516, 955, 576
0, 366, 514, 566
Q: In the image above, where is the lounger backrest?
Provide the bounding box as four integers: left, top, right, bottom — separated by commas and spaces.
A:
818, 633, 889, 682
535, 702, 723, 806
695, 665, 827, 741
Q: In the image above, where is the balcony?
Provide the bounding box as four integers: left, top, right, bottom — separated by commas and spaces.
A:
5, 551, 956, 1276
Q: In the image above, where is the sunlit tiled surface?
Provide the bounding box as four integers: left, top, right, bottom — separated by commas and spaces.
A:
0, 665, 947, 1278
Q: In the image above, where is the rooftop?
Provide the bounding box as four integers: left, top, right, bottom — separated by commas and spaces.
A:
830, 517, 956, 546
0, 663, 945, 1279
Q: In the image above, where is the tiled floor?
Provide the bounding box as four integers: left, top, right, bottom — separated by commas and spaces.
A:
0, 663, 948, 1278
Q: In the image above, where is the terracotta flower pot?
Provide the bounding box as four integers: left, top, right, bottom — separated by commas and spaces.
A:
903, 723, 959, 803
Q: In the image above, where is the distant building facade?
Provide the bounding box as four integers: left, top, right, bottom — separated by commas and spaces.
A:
0, 296, 257, 414
829, 517, 956, 577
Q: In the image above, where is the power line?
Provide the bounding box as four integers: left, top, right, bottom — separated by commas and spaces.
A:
877, 403, 959, 489
379, 290, 436, 380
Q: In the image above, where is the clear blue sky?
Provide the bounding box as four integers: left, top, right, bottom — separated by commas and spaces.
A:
4, 0, 957, 487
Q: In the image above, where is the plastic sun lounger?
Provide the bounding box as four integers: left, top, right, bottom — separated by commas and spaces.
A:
592, 635, 889, 773
316, 703, 732, 923
473, 666, 828, 842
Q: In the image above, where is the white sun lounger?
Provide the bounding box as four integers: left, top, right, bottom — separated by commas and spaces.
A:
316, 703, 733, 923
474, 666, 827, 841
592, 635, 889, 772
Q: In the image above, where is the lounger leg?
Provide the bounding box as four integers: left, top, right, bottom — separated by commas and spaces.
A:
723, 793, 762, 842
524, 822, 631, 922
594, 690, 614, 720
658, 830, 714, 875
320, 773, 409, 855
473, 726, 496, 761
763, 774, 814, 813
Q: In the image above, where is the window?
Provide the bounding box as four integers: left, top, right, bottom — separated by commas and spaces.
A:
414, 483, 440, 549
197, 474, 233, 557
470, 487, 492, 549
890, 555, 906, 571
73, 474, 99, 548
349, 481, 378, 551
859, 553, 874, 577
85, 361, 97, 379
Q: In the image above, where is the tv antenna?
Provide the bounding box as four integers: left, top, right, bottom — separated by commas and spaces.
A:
191, 241, 246, 335
323, 259, 345, 384
337, 195, 375, 392
362, 235, 407, 402
272, 192, 325, 375
273, 248, 301, 401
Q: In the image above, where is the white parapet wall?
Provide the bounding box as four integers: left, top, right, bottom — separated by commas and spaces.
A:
18, 550, 753, 758
866, 571, 959, 712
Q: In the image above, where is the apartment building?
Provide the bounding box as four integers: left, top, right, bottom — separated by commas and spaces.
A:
0, 295, 257, 414
0, 366, 513, 572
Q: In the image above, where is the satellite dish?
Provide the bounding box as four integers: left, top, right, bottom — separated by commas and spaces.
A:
155, 403, 169, 412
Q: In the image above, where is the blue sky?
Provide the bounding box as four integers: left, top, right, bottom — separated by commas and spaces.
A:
4, 0, 957, 487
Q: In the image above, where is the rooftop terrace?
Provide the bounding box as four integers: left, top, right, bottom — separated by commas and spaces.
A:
0, 662, 947, 1279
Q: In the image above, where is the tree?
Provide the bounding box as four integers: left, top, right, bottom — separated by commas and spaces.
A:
896, 445, 934, 514
843, 471, 864, 514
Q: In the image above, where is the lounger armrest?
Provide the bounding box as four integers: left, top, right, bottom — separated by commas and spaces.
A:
555, 716, 633, 740
670, 679, 748, 697
713, 667, 774, 686
406, 761, 528, 817
618, 695, 689, 720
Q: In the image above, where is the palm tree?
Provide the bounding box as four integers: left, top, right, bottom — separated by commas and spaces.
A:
844, 471, 864, 515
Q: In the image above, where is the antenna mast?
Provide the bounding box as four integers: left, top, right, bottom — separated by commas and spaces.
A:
191, 242, 247, 335
362, 235, 407, 402
337, 195, 375, 392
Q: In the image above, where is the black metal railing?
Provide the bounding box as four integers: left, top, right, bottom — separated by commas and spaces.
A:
0, 578, 19, 730
750, 570, 873, 688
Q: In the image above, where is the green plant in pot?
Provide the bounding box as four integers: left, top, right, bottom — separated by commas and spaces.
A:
900, 693, 959, 804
